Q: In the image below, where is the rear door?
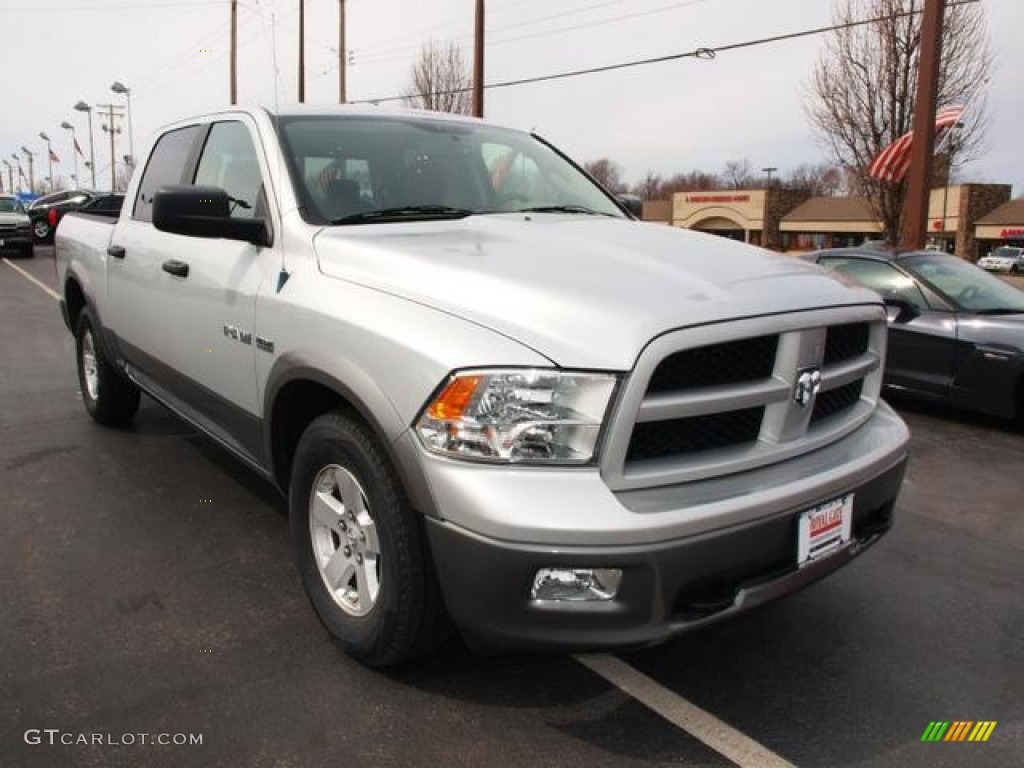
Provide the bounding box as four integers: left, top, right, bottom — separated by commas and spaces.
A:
109, 118, 279, 459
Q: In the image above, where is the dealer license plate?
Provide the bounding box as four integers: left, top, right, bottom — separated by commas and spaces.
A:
797, 494, 853, 567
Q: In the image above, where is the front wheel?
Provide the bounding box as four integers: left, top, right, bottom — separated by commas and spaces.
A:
33, 219, 51, 242
289, 411, 450, 666
75, 307, 140, 426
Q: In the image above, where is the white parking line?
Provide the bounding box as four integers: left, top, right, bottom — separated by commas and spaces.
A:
2, 258, 60, 301
574, 654, 796, 768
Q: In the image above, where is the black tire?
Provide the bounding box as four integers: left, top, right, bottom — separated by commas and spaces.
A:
33, 219, 51, 243
289, 410, 450, 666
75, 306, 140, 426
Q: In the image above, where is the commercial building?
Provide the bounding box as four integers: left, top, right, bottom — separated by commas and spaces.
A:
643, 184, 1019, 260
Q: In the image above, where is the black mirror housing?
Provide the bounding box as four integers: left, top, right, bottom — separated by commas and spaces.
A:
883, 297, 920, 324
152, 185, 270, 247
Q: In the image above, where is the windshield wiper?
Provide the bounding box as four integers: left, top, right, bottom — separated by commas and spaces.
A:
331, 206, 474, 225
514, 205, 617, 217
972, 308, 1024, 315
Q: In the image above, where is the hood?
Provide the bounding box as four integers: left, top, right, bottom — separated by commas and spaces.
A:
0, 212, 30, 225
313, 215, 881, 369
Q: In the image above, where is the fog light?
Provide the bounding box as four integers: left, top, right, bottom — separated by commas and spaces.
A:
531, 568, 622, 602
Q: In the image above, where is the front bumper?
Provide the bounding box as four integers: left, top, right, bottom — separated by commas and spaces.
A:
979, 262, 1014, 273
415, 403, 909, 652
0, 230, 33, 249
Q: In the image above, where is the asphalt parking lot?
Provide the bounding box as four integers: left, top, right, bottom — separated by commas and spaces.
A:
2, 247, 1022, 768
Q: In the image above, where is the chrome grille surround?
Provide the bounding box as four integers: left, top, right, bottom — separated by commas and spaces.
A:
600, 306, 886, 492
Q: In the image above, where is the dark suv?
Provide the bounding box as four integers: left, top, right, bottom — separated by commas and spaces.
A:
28, 189, 95, 242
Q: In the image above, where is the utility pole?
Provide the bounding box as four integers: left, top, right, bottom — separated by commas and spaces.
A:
900, 0, 945, 250
230, 0, 238, 104
99, 104, 124, 192
472, 0, 485, 117
298, 0, 306, 103
338, 0, 346, 103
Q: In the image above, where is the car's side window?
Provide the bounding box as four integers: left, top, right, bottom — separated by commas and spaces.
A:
133, 125, 203, 222
193, 121, 265, 219
820, 258, 930, 309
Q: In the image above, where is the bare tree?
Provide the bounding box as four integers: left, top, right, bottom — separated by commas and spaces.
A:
660, 171, 722, 196
721, 158, 755, 189
807, 0, 991, 241
583, 158, 627, 194
403, 41, 472, 115
785, 163, 843, 197
632, 170, 663, 200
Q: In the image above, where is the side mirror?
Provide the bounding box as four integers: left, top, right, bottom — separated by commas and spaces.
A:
152, 185, 270, 247
884, 297, 920, 324
616, 194, 643, 219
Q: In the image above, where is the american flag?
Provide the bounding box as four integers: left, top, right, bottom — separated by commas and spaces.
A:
867, 105, 965, 184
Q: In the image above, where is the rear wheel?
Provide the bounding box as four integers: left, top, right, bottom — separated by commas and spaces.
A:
75, 307, 140, 426
289, 411, 450, 666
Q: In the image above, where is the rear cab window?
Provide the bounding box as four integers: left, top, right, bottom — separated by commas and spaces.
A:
132, 125, 203, 222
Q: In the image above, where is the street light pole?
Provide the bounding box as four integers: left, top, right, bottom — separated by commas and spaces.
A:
74, 101, 97, 189
761, 166, 777, 186
20, 147, 35, 194
111, 81, 134, 168
60, 121, 79, 189
40, 132, 54, 192
2, 161, 12, 193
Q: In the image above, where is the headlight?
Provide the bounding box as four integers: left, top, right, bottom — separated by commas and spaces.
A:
416, 369, 618, 463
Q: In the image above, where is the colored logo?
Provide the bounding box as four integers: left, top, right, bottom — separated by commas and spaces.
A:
921, 721, 997, 742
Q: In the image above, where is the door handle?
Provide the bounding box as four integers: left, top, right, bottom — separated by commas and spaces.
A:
162, 259, 189, 278
107, 244, 126, 259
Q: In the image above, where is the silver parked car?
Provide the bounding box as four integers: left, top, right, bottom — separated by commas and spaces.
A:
977, 245, 1023, 274
0, 194, 34, 257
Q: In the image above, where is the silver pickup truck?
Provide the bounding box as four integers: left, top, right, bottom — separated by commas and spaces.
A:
56, 106, 909, 666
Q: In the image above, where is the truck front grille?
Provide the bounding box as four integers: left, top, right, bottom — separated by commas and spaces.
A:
600, 308, 886, 491
627, 407, 765, 461
824, 323, 869, 366
647, 336, 778, 392
811, 379, 864, 424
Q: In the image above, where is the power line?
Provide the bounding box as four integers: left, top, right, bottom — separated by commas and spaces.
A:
352, 0, 712, 67
350, 0, 980, 105
0, 0, 222, 10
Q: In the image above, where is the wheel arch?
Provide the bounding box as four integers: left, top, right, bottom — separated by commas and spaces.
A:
264, 359, 437, 517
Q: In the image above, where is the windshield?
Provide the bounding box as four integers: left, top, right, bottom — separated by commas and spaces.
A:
902, 253, 1024, 313
278, 115, 625, 224
0, 198, 25, 214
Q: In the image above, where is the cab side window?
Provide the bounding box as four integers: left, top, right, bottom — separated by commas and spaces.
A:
133, 125, 202, 222
193, 121, 265, 219
821, 258, 930, 310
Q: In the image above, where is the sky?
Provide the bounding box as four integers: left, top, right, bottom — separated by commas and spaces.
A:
1, 0, 1021, 195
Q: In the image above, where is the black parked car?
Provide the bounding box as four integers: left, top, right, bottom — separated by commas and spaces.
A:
77, 193, 124, 217
806, 247, 1024, 426
27, 189, 95, 242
